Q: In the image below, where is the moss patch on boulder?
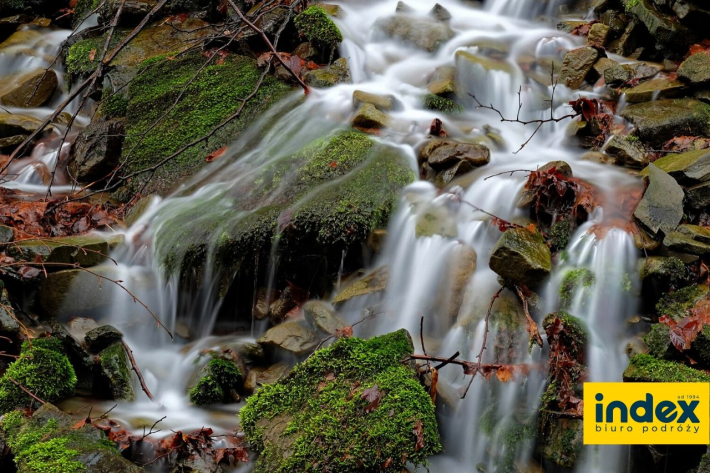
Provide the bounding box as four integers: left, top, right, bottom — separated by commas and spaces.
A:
189, 357, 242, 406
422, 94, 463, 114
655, 284, 708, 320
559, 268, 595, 309
153, 130, 414, 289
240, 330, 441, 472
623, 354, 710, 382
294, 6, 343, 53
116, 51, 291, 196
0, 337, 76, 413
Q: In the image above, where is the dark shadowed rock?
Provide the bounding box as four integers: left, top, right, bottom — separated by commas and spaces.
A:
96, 342, 135, 401
633, 164, 684, 237
84, 325, 123, 352
0, 69, 57, 107
69, 119, 125, 184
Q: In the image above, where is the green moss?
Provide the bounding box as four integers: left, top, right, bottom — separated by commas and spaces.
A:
655, 284, 708, 320
644, 324, 677, 360
0, 338, 76, 413
97, 343, 133, 401
117, 51, 291, 196
240, 330, 441, 472
549, 219, 571, 251
72, 0, 100, 26
559, 268, 595, 309
17, 437, 85, 473
66, 32, 127, 76
423, 94, 464, 114
99, 89, 128, 118
189, 357, 242, 406
294, 6, 343, 51
623, 354, 710, 382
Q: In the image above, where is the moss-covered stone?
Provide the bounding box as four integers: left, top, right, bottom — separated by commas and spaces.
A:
623, 353, 710, 382
240, 330, 441, 472
95, 342, 135, 401
489, 227, 551, 288
153, 130, 414, 290
655, 284, 708, 320
189, 357, 242, 406
0, 337, 76, 413
1, 403, 141, 472
645, 321, 710, 366
422, 94, 463, 114
559, 268, 595, 309
116, 51, 291, 196
294, 6, 342, 54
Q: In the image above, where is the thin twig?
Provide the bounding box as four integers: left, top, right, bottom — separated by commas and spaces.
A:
139, 416, 165, 440
121, 340, 155, 401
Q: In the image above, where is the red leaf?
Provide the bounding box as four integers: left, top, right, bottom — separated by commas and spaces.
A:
206, 146, 227, 162
89, 49, 96, 61
361, 384, 382, 413
412, 420, 425, 451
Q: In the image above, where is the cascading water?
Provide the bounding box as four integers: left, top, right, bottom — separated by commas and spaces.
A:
3, 0, 648, 471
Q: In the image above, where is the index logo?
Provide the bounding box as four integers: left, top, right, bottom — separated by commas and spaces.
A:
584, 383, 710, 445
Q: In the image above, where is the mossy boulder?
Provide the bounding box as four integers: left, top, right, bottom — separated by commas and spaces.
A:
489, 227, 551, 288
655, 284, 708, 319
95, 342, 135, 401
640, 148, 710, 184
1, 404, 141, 472
303, 57, 351, 87
375, 13, 454, 52
0, 337, 76, 413
84, 325, 123, 352
633, 164, 684, 237
294, 6, 342, 55
679, 50, 710, 85
623, 353, 710, 382
115, 51, 292, 196
7, 234, 123, 268
422, 94, 463, 114
644, 322, 710, 366
621, 99, 710, 146
188, 357, 242, 406
152, 130, 413, 295
240, 329, 441, 472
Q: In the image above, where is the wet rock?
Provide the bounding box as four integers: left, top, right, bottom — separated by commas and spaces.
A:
604, 63, 634, 85
442, 244, 476, 324
293, 41, 319, 60
250, 363, 290, 387
375, 14, 454, 52
415, 203, 457, 238
489, 227, 551, 288
1, 404, 141, 473
0, 224, 13, 243
559, 47, 600, 89
96, 342, 135, 401
645, 323, 710, 365
622, 0, 693, 54
618, 76, 685, 103
0, 69, 57, 107
421, 140, 490, 170
48, 319, 95, 394
8, 234, 123, 268
679, 50, 710, 85
557, 21, 587, 33
656, 284, 708, 319
607, 19, 640, 57
0, 134, 26, 150
352, 90, 395, 111
623, 353, 710, 382
257, 322, 319, 356
604, 135, 647, 168
642, 148, 710, 184
269, 286, 296, 325
455, 50, 514, 74
303, 300, 345, 335
0, 112, 45, 138
395, 1, 414, 13
333, 266, 389, 303
633, 164, 684, 237
38, 267, 123, 317
429, 3, 451, 21
434, 160, 474, 188
640, 256, 686, 291
69, 118, 125, 184
240, 330, 440, 472
367, 228, 387, 252
587, 23, 610, 47
0, 285, 19, 336
84, 325, 123, 352
592, 57, 618, 79
423, 94, 463, 114
622, 98, 710, 146
303, 57, 351, 87
313, 2, 343, 17
351, 103, 390, 129
427, 65, 456, 95
663, 224, 710, 255
559, 268, 595, 310
686, 181, 710, 209
518, 161, 572, 207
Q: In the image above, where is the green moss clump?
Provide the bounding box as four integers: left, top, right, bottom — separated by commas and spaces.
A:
423, 94, 464, 114
99, 89, 128, 118
97, 342, 134, 401
655, 284, 708, 320
0, 338, 76, 413
549, 219, 571, 251
66, 32, 127, 75
559, 268, 595, 309
118, 51, 291, 196
643, 324, 678, 361
240, 330, 441, 472
189, 357, 242, 406
17, 437, 85, 473
294, 6, 343, 51
623, 354, 710, 382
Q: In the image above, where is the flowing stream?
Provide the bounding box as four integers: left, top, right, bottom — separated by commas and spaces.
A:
3, 0, 646, 471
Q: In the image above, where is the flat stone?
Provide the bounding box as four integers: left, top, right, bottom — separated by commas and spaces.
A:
303, 57, 351, 88
421, 140, 490, 169
489, 227, 551, 288
352, 90, 395, 111
664, 229, 710, 255
621, 99, 710, 146
604, 135, 648, 168
618, 77, 685, 103
7, 234, 124, 268
0, 69, 57, 107
257, 322, 319, 356
351, 103, 390, 129
303, 300, 346, 335
375, 14, 454, 52
0, 113, 44, 138
427, 65, 456, 95
640, 148, 710, 184
333, 266, 389, 303
559, 47, 599, 89
633, 164, 684, 236
679, 51, 710, 86
84, 324, 123, 352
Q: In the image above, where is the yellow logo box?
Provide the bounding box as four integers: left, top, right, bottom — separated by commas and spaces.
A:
584, 382, 710, 445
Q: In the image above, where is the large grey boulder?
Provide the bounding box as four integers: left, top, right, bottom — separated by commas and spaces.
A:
633, 164, 684, 237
